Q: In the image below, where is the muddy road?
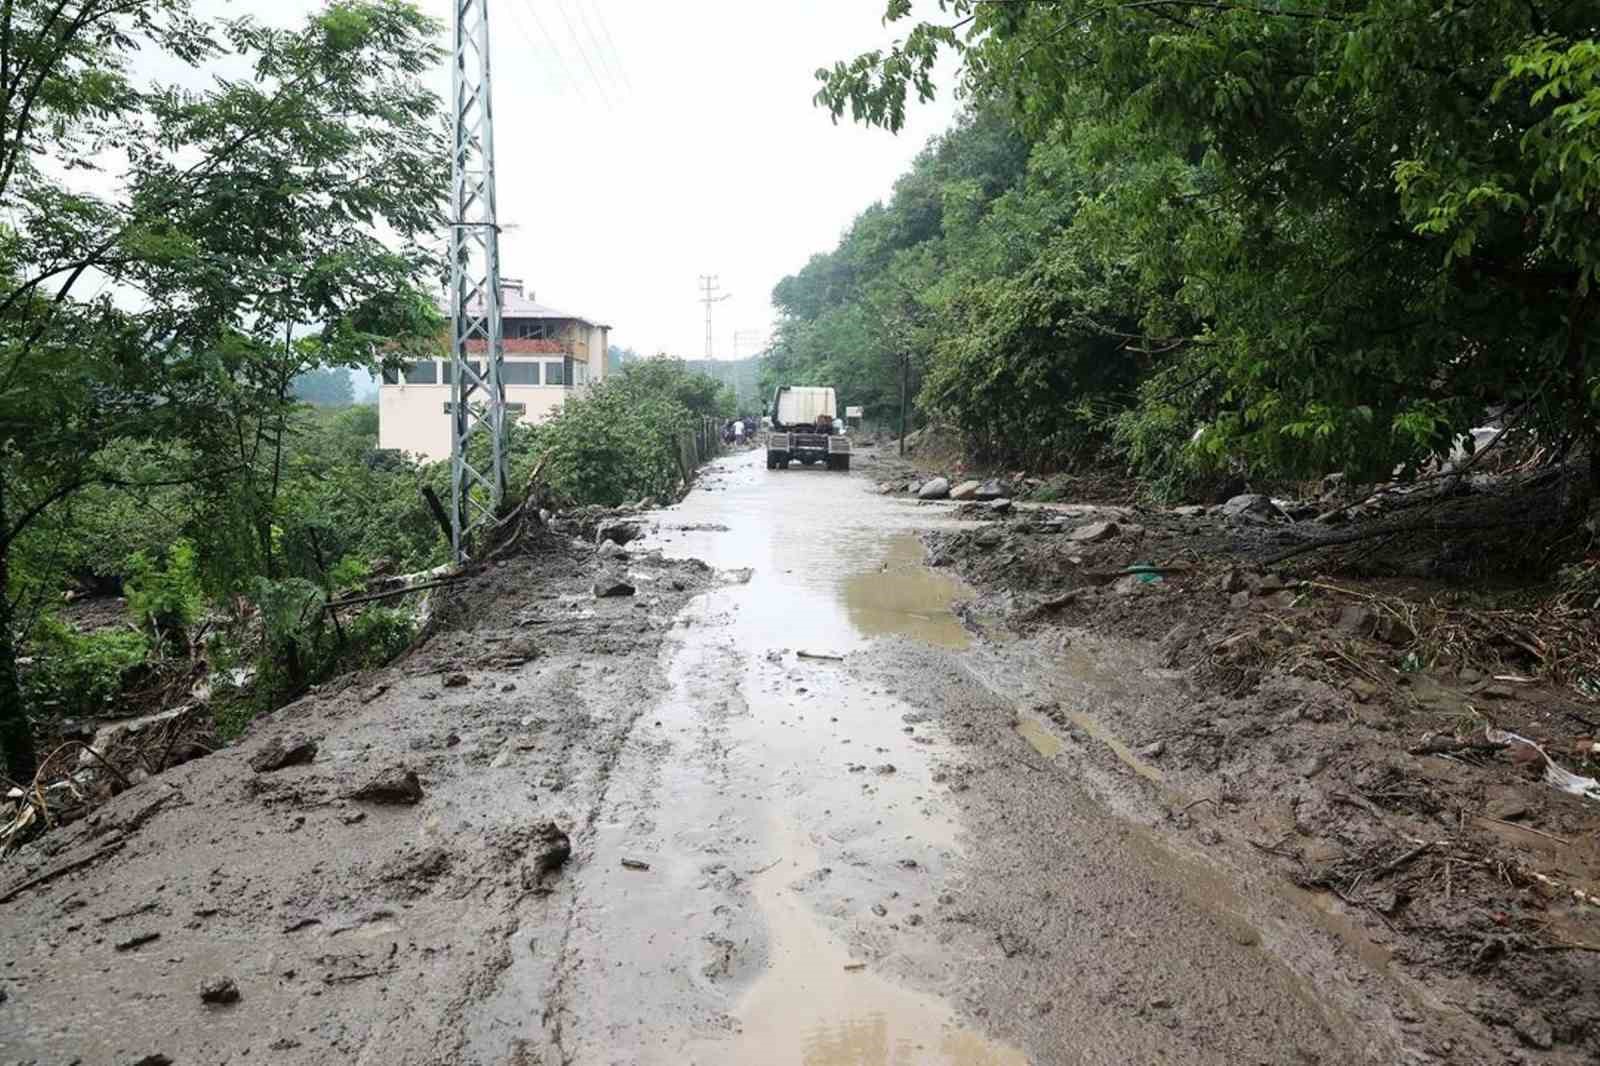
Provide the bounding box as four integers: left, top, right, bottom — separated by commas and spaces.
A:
1, 447, 1533, 1064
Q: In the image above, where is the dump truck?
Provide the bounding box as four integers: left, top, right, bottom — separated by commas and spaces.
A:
766, 385, 850, 471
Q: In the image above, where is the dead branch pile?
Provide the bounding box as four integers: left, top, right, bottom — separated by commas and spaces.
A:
1, 705, 213, 858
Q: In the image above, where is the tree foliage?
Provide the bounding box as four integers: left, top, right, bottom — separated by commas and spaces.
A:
531, 358, 734, 507
798, 0, 1600, 492
0, 0, 447, 775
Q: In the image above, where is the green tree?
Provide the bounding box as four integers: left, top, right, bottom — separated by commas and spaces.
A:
291, 368, 356, 407
816, 1, 1600, 492
0, 0, 447, 776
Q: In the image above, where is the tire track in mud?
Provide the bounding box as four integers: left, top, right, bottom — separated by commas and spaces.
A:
499, 595, 753, 1064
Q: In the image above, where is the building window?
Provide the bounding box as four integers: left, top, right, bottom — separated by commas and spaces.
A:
502, 360, 540, 385
573, 361, 589, 386
544, 359, 566, 386
403, 361, 438, 384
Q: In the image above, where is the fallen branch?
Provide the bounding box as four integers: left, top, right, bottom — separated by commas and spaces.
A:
797, 650, 845, 661
1371, 840, 1434, 880
1262, 517, 1545, 567
1408, 736, 1509, 757
323, 577, 463, 613
1476, 816, 1571, 846
0, 839, 125, 905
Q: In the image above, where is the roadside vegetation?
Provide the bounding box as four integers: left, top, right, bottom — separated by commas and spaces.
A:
772, 0, 1599, 502
0, 0, 730, 781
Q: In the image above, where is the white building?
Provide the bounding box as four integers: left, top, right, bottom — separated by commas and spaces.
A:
378, 278, 610, 461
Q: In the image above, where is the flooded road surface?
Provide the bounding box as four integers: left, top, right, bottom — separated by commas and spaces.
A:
545, 449, 1399, 1065
550, 450, 1021, 1065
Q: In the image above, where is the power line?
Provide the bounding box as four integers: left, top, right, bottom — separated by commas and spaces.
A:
550, 0, 618, 109
506, 0, 591, 106
573, 0, 631, 96
585, 1, 635, 94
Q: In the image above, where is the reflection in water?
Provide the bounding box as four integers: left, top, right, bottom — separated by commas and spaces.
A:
842, 534, 973, 648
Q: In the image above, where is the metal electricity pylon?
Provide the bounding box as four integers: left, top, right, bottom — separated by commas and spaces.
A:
699, 274, 729, 360
448, 0, 507, 562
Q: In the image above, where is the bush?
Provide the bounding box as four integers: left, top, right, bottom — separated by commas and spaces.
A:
529, 357, 729, 507
125, 539, 204, 638
22, 618, 149, 720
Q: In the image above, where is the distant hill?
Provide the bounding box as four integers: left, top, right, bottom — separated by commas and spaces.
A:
680, 356, 762, 412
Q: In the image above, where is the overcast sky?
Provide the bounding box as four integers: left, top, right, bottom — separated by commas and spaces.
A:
218, 0, 960, 360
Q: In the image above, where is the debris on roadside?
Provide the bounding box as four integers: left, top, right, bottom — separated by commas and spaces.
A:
593, 574, 636, 598
620, 857, 651, 871
199, 977, 241, 1005
248, 735, 318, 773
349, 766, 424, 805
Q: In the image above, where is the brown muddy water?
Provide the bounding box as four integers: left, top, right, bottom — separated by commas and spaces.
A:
552, 451, 1026, 1064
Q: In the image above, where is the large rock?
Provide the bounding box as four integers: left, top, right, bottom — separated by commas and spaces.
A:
249, 735, 318, 774
988, 498, 1013, 514
974, 479, 1005, 501
597, 519, 643, 546
350, 766, 424, 805
1221, 494, 1289, 523
593, 574, 636, 598
917, 477, 951, 500
949, 479, 983, 501
1069, 520, 1119, 543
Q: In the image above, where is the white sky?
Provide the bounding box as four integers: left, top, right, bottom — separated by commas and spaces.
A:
209, 0, 960, 360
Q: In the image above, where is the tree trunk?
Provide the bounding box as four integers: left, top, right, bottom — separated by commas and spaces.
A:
1563, 286, 1597, 515
0, 473, 38, 781
899, 353, 909, 458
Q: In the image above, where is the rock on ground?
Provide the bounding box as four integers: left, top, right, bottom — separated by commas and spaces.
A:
349, 766, 424, 805
1069, 521, 1119, 543
950, 479, 983, 501
593, 574, 636, 598
248, 735, 318, 773
918, 477, 951, 500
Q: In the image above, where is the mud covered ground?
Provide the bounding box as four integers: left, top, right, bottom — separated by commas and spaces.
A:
866, 451, 1600, 1063
5, 447, 1598, 1065
0, 537, 719, 1065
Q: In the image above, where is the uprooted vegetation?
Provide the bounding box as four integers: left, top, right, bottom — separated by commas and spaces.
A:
915, 461, 1600, 1057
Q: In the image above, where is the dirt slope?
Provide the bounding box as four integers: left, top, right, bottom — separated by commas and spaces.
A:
0, 539, 714, 1066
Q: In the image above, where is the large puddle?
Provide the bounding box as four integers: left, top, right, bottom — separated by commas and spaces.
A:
842, 534, 973, 648
700, 819, 1028, 1066
633, 453, 1026, 1065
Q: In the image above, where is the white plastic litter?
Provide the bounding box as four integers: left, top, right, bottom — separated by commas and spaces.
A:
1486, 727, 1600, 802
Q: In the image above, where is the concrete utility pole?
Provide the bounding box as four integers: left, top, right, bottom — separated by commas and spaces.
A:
699, 274, 730, 360
448, 0, 506, 562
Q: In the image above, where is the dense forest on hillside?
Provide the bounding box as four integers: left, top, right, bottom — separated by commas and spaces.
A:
771, 0, 1600, 500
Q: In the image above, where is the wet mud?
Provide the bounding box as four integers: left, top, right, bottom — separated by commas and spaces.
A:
5, 447, 1579, 1064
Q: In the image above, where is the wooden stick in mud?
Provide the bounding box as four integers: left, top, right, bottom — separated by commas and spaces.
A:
0, 839, 125, 905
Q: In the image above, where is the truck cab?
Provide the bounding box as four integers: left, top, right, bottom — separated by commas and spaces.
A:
766, 386, 851, 471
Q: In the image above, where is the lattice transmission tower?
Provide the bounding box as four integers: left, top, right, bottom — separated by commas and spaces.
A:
448, 0, 507, 562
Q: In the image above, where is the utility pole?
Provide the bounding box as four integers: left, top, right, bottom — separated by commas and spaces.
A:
448, 0, 506, 562
699, 274, 729, 360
